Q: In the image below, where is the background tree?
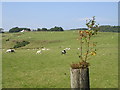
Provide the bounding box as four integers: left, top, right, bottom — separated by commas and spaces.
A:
99, 25, 120, 32
0, 28, 4, 33
50, 26, 64, 31
37, 28, 42, 31
41, 28, 47, 31
9, 27, 31, 33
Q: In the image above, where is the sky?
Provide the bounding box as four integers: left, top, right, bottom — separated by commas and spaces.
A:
2, 2, 118, 31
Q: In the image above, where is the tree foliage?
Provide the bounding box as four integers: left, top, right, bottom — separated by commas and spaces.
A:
37, 28, 47, 31
71, 16, 99, 69
9, 27, 31, 33
99, 25, 120, 32
49, 26, 64, 31
37, 26, 64, 31
0, 28, 4, 33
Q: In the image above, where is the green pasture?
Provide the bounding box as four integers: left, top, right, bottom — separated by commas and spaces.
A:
2, 31, 118, 88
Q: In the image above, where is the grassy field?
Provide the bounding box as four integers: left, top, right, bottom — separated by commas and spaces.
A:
2, 31, 118, 88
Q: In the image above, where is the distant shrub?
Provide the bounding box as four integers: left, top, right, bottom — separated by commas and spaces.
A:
6, 39, 9, 41
13, 41, 30, 48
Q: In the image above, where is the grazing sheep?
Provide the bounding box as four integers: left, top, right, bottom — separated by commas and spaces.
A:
65, 48, 70, 50
42, 48, 46, 50
41, 48, 50, 51
36, 50, 42, 54
46, 49, 50, 50
61, 49, 66, 55
6, 49, 15, 53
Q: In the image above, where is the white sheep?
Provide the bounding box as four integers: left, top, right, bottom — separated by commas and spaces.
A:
42, 48, 46, 50
65, 48, 70, 50
46, 49, 50, 50
6, 49, 15, 53
36, 50, 42, 54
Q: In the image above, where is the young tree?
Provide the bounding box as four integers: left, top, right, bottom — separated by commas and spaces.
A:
71, 16, 99, 69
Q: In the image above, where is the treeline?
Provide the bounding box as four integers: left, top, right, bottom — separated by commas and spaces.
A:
5, 25, 120, 33
70, 28, 88, 30
9, 26, 64, 33
9, 27, 31, 33
99, 25, 120, 32
70, 25, 120, 33
37, 26, 64, 31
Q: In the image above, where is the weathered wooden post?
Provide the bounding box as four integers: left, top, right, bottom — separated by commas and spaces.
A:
70, 68, 90, 90
70, 68, 80, 88
79, 68, 90, 90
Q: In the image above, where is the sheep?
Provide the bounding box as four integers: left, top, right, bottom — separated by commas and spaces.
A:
42, 48, 46, 50
6, 49, 15, 53
61, 49, 66, 55
46, 49, 50, 50
36, 50, 42, 54
42, 48, 50, 51
65, 48, 70, 50
36, 47, 50, 54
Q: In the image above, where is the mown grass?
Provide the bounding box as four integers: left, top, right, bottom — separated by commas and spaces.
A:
2, 31, 118, 88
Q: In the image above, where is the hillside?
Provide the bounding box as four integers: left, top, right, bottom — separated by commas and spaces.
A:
2, 31, 118, 88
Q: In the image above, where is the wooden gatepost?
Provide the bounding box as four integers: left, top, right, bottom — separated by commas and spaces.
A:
70, 68, 90, 90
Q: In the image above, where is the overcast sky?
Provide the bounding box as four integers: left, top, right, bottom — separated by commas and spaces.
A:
2, 2, 118, 31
